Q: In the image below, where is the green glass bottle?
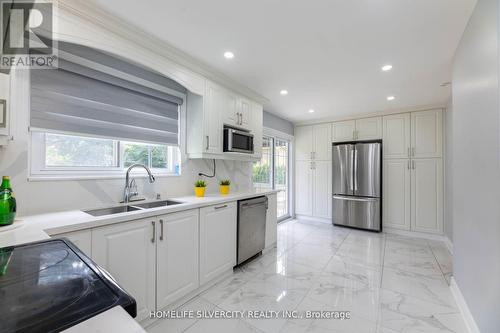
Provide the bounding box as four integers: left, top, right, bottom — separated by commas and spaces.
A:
0, 176, 16, 226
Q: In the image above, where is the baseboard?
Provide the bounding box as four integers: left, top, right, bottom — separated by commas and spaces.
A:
295, 214, 331, 224
450, 277, 481, 333
444, 236, 454, 255
384, 227, 447, 242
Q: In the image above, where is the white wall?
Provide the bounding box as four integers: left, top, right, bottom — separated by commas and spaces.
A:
0, 69, 253, 216
444, 100, 453, 243
451, 0, 500, 331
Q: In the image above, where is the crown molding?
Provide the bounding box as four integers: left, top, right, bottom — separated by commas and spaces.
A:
56, 0, 269, 105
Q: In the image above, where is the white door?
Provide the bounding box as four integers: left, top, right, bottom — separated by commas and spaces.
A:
411, 158, 443, 234
411, 109, 442, 158
199, 202, 237, 285
295, 160, 313, 215
313, 160, 332, 218
55, 229, 92, 257
156, 210, 199, 309
204, 82, 223, 153
92, 219, 156, 321
383, 159, 411, 230
355, 117, 382, 140
295, 125, 313, 160
383, 113, 411, 159
332, 120, 356, 142
313, 123, 332, 160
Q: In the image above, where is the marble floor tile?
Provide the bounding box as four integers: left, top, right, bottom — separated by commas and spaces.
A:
183, 308, 265, 333
336, 240, 385, 267
385, 239, 434, 259
322, 255, 382, 290
284, 242, 337, 270
383, 252, 443, 276
307, 313, 378, 333
200, 270, 252, 305
427, 241, 453, 281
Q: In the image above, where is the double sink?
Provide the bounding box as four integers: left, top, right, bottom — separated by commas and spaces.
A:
83, 200, 183, 217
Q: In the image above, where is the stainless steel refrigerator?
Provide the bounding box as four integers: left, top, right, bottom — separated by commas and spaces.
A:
332, 141, 382, 231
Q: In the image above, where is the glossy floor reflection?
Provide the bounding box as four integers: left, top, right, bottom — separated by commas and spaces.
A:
147, 219, 462, 333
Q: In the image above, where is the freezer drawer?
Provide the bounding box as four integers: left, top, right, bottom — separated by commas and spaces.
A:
332, 195, 381, 231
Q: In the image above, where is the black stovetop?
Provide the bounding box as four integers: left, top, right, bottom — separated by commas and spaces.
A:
0, 238, 136, 333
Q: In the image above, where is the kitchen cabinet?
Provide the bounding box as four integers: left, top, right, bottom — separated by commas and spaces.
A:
199, 202, 237, 285
295, 123, 332, 161
156, 210, 199, 309
383, 159, 411, 230
54, 229, 92, 257
203, 81, 224, 154
295, 160, 313, 216
411, 158, 443, 234
332, 120, 356, 142
383, 113, 411, 159
411, 109, 442, 158
355, 117, 382, 140
0, 73, 9, 141
312, 160, 332, 219
265, 194, 278, 248
251, 102, 263, 159
92, 218, 156, 321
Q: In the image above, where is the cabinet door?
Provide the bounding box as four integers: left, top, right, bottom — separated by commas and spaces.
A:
92, 219, 156, 321
265, 194, 278, 248
224, 90, 239, 125
251, 103, 263, 158
383, 159, 411, 230
157, 210, 199, 309
295, 160, 313, 215
313, 160, 332, 219
411, 158, 443, 234
204, 81, 223, 153
239, 98, 251, 127
383, 113, 411, 159
295, 125, 313, 160
411, 109, 442, 158
55, 230, 92, 257
313, 123, 332, 160
355, 117, 382, 140
199, 202, 237, 285
332, 120, 355, 142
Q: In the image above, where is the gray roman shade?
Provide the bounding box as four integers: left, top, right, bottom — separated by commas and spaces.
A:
30, 40, 186, 145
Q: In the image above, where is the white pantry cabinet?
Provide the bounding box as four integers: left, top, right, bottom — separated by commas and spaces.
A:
383, 113, 411, 159
332, 120, 356, 142
295, 123, 332, 161
54, 229, 92, 257
295, 160, 313, 216
383, 159, 411, 230
156, 210, 199, 309
295, 125, 313, 161
199, 202, 237, 285
411, 110, 442, 158
92, 218, 156, 321
355, 117, 382, 140
312, 160, 332, 219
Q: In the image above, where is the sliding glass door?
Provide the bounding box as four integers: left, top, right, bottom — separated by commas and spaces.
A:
253, 135, 291, 221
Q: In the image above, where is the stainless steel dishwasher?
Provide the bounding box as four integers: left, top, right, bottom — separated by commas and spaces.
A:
237, 196, 268, 265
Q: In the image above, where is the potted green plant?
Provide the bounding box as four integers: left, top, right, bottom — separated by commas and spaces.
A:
194, 179, 207, 197
219, 179, 231, 195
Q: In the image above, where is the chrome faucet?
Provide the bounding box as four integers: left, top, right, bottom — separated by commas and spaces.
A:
123, 164, 156, 203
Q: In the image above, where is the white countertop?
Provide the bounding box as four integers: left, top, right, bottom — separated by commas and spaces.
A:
0, 188, 279, 248
62, 306, 146, 333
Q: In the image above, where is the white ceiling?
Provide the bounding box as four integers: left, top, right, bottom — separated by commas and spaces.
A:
90, 0, 476, 123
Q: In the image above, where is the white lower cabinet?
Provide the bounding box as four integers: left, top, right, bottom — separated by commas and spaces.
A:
92, 218, 156, 321
383, 159, 411, 230
156, 210, 199, 309
199, 202, 237, 285
313, 160, 332, 219
265, 194, 278, 248
295, 160, 313, 216
54, 229, 92, 257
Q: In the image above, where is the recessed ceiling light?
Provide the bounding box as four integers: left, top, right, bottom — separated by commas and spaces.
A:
280, 90, 288, 95
308, 109, 315, 113
387, 96, 395, 101
223, 51, 234, 59
382, 64, 393, 72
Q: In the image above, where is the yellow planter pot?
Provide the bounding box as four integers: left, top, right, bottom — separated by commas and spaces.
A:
219, 185, 230, 195
194, 187, 206, 197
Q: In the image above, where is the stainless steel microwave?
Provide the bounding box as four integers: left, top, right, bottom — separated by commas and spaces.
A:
223, 126, 254, 154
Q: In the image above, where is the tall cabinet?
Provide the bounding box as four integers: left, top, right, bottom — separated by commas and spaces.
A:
295, 123, 332, 219
382, 109, 443, 234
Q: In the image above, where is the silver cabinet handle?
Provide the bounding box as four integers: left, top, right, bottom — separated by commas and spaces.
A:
159, 219, 164, 241
206, 135, 209, 151
151, 221, 156, 243
407, 147, 411, 158
214, 204, 227, 210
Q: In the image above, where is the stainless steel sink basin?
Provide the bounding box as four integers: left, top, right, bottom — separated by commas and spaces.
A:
132, 200, 183, 209
84, 205, 141, 217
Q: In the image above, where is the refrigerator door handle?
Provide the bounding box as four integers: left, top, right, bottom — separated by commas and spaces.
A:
333, 195, 378, 202
353, 148, 358, 191
349, 149, 355, 191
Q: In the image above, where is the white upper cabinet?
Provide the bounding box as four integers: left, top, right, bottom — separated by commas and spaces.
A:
203, 81, 224, 154
383, 113, 411, 159
156, 210, 199, 309
332, 120, 356, 142
199, 202, 237, 285
92, 218, 156, 321
383, 159, 411, 230
411, 158, 443, 234
313, 123, 332, 160
355, 117, 382, 140
295, 126, 313, 160
251, 102, 263, 159
411, 109, 442, 158
238, 97, 251, 127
